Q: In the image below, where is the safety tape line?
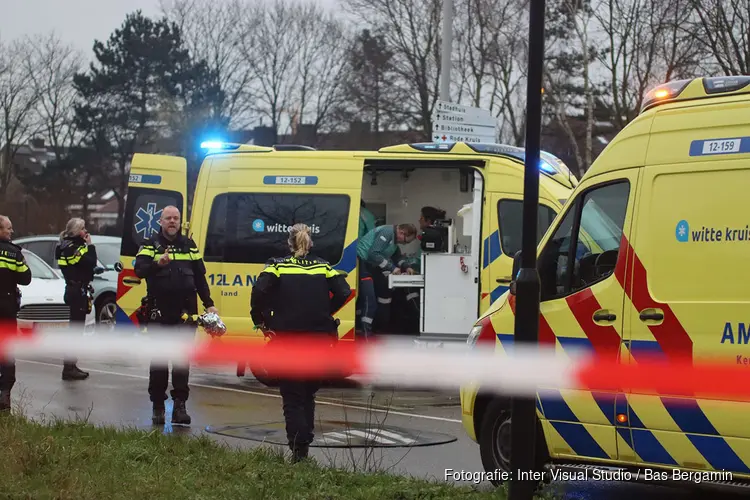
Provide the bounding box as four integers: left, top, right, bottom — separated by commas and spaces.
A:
0, 323, 748, 401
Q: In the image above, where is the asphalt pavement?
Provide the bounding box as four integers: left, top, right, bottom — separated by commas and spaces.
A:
6, 357, 742, 499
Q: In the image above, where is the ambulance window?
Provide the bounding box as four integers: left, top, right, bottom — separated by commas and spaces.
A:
204, 192, 351, 265
121, 187, 184, 257
539, 181, 630, 301
203, 195, 227, 261
497, 201, 557, 256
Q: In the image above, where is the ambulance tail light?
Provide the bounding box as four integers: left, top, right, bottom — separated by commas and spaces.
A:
640, 79, 692, 113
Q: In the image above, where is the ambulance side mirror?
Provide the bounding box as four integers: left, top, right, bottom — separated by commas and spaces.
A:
114, 262, 123, 273
509, 251, 522, 296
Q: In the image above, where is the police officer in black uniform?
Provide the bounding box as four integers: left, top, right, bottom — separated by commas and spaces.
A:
0, 215, 32, 412
250, 223, 351, 462
134, 205, 216, 426
56, 217, 97, 381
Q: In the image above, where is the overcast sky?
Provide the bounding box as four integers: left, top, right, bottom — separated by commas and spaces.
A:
2, 0, 340, 57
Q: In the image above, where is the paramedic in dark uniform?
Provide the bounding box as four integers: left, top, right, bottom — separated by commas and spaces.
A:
355, 223, 417, 338
134, 205, 217, 426
55, 217, 96, 381
250, 223, 351, 462
0, 215, 31, 412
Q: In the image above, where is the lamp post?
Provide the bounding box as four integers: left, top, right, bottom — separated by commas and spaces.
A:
507, 0, 546, 498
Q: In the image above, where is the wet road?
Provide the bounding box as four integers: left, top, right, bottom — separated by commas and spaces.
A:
8, 357, 743, 499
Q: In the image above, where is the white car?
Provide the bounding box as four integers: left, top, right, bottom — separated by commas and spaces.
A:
16, 249, 96, 333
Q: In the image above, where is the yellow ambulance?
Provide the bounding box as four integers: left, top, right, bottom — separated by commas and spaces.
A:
460, 75, 750, 491
115, 141, 575, 372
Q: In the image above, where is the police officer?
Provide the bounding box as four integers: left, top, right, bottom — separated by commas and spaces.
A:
134, 205, 216, 426
250, 223, 351, 462
355, 223, 417, 338
55, 218, 98, 381
0, 215, 31, 412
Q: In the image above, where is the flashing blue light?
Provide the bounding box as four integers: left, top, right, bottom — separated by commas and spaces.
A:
200, 141, 226, 150
539, 160, 558, 175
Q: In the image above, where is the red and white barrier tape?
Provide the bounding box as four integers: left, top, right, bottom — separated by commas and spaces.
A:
1, 322, 749, 401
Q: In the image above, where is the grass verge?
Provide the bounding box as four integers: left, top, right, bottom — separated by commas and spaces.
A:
0, 414, 510, 499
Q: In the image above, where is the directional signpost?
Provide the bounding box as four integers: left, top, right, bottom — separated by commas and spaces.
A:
431, 100, 497, 144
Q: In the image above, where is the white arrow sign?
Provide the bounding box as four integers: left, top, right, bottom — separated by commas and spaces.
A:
432, 110, 496, 128
432, 100, 497, 144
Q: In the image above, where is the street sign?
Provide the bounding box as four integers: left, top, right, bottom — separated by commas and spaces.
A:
432, 99, 497, 144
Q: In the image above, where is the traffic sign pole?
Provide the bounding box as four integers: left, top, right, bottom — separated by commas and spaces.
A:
440, 0, 453, 101
508, 0, 546, 499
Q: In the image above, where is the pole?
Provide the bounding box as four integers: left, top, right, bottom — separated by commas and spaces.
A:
439, 0, 453, 101
508, 0, 545, 497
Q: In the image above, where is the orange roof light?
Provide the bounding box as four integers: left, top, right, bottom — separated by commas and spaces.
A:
641, 78, 693, 113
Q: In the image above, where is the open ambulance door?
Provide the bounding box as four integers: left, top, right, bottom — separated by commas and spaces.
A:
115, 154, 188, 328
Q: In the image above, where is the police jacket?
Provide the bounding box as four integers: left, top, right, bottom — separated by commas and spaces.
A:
250, 255, 351, 333
134, 231, 214, 309
55, 236, 98, 285
0, 239, 31, 296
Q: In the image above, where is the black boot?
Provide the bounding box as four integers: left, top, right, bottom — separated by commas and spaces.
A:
291, 444, 309, 463
62, 363, 89, 381
152, 404, 165, 425
171, 399, 191, 425
0, 390, 10, 413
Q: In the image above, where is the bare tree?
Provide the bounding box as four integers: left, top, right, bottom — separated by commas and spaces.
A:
543, 0, 601, 175
160, 0, 254, 128
344, 0, 443, 136
25, 33, 84, 161
0, 38, 41, 196
239, 0, 299, 139
689, 0, 750, 75
290, 2, 351, 135
596, 0, 703, 130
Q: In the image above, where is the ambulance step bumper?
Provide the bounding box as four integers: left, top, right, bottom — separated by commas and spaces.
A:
546, 462, 750, 493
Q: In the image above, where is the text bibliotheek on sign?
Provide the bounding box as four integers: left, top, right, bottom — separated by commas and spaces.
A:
432, 100, 497, 144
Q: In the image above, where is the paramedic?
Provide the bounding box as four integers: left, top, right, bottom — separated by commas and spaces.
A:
55, 218, 97, 381
356, 223, 417, 337
0, 215, 31, 412
404, 206, 447, 273
134, 205, 217, 426
250, 223, 351, 462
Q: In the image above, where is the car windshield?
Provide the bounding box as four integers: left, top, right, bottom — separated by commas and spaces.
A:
23, 250, 58, 280
94, 241, 120, 268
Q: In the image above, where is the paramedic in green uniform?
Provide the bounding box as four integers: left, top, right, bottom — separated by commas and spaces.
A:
356, 223, 417, 338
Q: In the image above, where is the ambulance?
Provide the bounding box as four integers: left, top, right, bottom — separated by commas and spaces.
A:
115, 141, 576, 377
460, 75, 750, 492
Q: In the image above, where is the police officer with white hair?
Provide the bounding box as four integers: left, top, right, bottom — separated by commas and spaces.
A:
55, 217, 96, 380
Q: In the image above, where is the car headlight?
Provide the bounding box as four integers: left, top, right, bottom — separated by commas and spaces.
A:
466, 324, 483, 347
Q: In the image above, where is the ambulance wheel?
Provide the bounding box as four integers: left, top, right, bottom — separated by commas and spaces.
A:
478, 399, 548, 488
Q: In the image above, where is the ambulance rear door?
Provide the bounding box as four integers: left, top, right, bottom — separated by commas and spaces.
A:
116, 154, 188, 328
200, 151, 363, 340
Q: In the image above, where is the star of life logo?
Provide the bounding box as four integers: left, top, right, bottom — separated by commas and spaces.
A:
134, 203, 163, 239
676, 219, 689, 242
